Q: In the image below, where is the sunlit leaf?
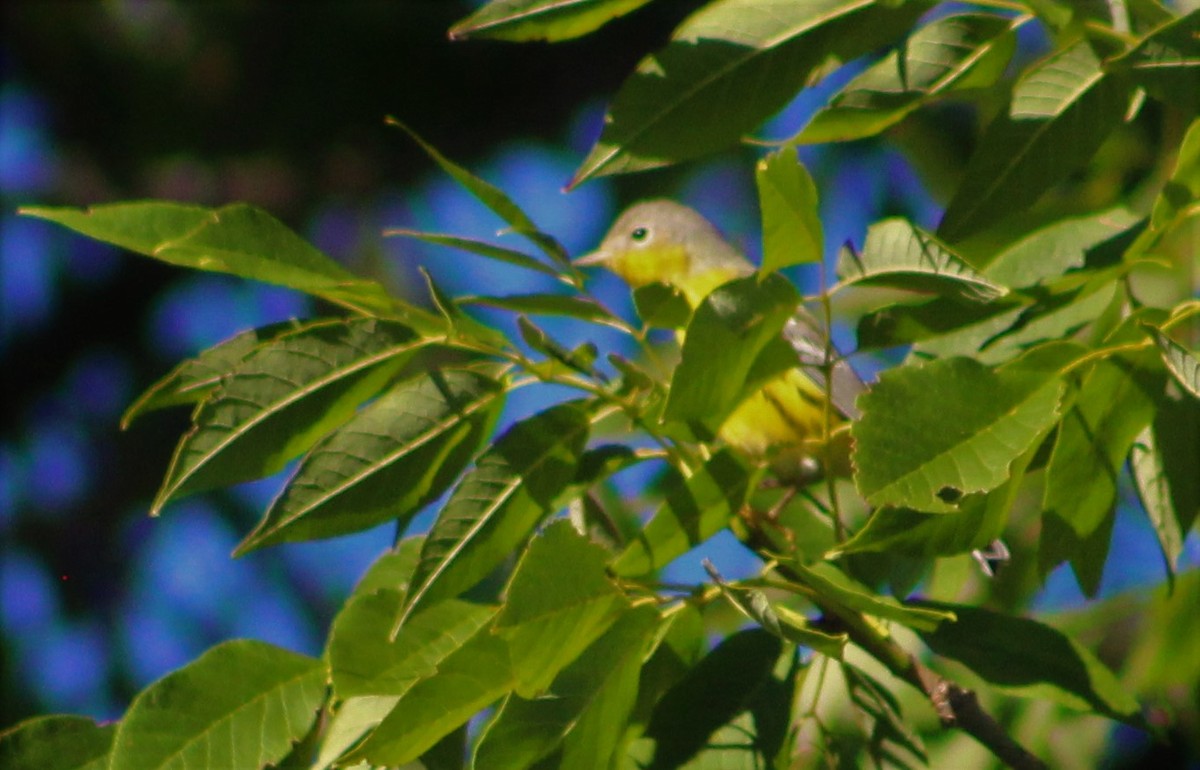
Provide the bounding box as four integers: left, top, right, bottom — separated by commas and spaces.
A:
789, 561, 956, 631
400, 402, 591, 623
796, 13, 1024, 143
705, 562, 847, 656
495, 520, 629, 696
462, 292, 621, 326
938, 41, 1133, 241
150, 318, 425, 515
1145, 325, 1200, 399
121, 320, 304, 429
385, 228, 564, 281
312, 695, 399, 770
853, 355, 1065, 512
387, 119, 569, 264
352, 536, 426, 597
612, 450, 758, 577
756, 145, 822, 272
21, 201, 398, 317
836, 218, 1007, 301
329, 592, 495, 699
236, 369, 506, 553
475, 605, 659, 769
109, 640, 325, 770
571, 0, 929, 183
350, 623, 514, 767
0, 715, 114, 770
665, 273, 799, 424
449, 0, 655, 42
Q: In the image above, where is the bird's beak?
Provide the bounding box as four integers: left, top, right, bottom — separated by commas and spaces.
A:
573, 249, 610, 267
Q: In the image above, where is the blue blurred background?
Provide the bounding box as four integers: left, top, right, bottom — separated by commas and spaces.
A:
2, 0, 1195, 749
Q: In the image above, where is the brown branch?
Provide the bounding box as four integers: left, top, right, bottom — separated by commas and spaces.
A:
751, 537, 1049, 769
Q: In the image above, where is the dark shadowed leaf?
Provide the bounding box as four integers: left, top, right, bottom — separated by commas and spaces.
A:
938, 41, 1133, 241
0, 716, 114, 770
917, 601, 1143, 725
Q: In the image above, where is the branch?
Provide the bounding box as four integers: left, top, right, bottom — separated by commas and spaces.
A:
760, 550, 1049, 769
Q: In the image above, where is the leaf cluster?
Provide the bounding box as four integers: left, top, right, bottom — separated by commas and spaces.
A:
5, 1, 1199, 768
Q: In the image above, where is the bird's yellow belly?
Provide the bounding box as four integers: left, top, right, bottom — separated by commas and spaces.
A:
718, 368, 841, 483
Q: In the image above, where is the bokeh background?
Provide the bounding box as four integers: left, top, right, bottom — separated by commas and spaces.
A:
2, 0, 1196, 760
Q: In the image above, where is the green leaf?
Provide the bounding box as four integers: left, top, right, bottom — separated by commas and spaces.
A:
474, 605, 659, 769
109, 640, 325, 770
400, 402, 592, 623
1146, 325, 1200, 399
937, 41, 1133, 241
756, 146, 822, 272
843, 664, 927, 766
632, 283, 692, 330
352, 536, 426, 597
853, 355, 1065, 512
571, 0, 929, 184
495, 520, 630, 696
1131, 394, 1200, 576
1043, 357, 1159, 539
121, 320, 303, 429
612, 450, 759, 577
980, 206, 1144, 289
1111, 10, 1200, 116
312, 695, 400, 770
350, 624, 515, 767
449, 0, 655, 42
790, 561, 955, 631
236, 369, 505, 554
836, 218, 1007, 301
916, 601, 1144, 725
643, 628, 784, 769
705, 562, 847, 656
665, 273, 800, 424
21, 201, 395, 316
387, 119, 569, 264
0, 715, 114, 770
150, 318, 425, 515
329, 592, 496, 699
795, 13, 1024, 144
462, 292, 621, 326
517, 315, 601, 377
385, 228, 564, 281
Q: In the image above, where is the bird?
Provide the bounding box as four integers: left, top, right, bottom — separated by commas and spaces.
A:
575, 198, 860, 486
577, 199, 1009, 576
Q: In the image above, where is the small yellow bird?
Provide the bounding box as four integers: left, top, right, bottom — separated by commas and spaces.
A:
577, 199, 859, 485
579, 199, 1010, 574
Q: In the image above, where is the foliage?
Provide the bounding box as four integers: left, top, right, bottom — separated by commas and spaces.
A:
5, 1, 1199, 768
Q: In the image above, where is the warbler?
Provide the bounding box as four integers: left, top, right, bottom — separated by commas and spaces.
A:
577, 199, 859, 485
578, 199, 1010, 574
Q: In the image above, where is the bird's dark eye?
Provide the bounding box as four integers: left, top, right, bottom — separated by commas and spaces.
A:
630, 227, 649, 242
